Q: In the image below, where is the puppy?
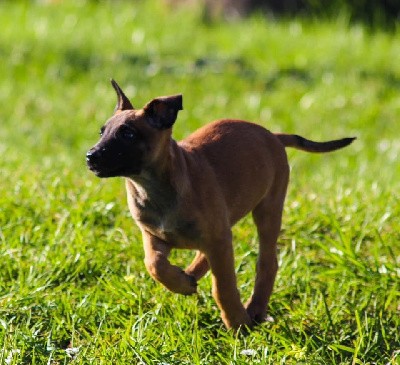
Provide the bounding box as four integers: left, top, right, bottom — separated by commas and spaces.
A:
86, 80, 355, 329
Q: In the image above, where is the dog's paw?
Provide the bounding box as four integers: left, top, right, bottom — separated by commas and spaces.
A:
222, 311, 253, 331
179, 271, 197, 295
245, 303, 268, 325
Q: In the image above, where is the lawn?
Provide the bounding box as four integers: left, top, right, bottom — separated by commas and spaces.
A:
0, 1, 399, 364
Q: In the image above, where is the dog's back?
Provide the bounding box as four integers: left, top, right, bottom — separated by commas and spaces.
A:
179, 119, 289, 224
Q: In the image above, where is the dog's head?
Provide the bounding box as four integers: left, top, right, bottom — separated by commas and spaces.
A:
86, 80, 183, 178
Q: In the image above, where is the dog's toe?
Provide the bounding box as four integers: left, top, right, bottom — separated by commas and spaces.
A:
245, 303, 268, 325
184, 274, 197, 295
188, 274, 197, 288
179, 271, 197, 295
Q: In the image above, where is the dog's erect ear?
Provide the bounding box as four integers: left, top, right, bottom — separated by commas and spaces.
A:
111, 79, 134, 112
143, 95, 183, 130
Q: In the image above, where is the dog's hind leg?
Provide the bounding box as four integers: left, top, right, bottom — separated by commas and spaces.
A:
142, 231, 197, 295
185, 251, 210, 280
245, 181, 288, 323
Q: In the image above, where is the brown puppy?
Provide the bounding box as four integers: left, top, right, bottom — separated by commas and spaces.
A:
86, 80, 355, 329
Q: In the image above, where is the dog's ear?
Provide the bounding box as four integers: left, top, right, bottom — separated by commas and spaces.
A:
143, 95, 183, 130
111, 79, 134, 112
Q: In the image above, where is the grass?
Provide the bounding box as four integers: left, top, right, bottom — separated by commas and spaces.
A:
0, 1, 399, 364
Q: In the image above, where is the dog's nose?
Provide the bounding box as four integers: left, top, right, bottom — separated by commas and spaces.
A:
86, 147, 108, 164
86, 150, 94, 161
86, 149, 101, 162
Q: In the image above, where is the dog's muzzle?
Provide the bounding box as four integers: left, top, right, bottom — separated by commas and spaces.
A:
86, 147, 106, 174
86, 147, 102, 164
86, 147, 128, 178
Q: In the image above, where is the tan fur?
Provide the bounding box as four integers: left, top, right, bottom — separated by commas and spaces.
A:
87, 83, 355, 330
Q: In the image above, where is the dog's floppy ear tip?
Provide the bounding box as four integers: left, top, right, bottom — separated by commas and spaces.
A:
144, 94, 184, 112
150, 94, 183, 111
143, 94, 183, 129
171, 94, 183, 111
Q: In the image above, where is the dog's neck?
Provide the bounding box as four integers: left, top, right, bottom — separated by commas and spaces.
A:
125, 138, 185, 215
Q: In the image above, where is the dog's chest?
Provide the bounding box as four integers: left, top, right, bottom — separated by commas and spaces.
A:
125, 178, 201, 246
127, 194, 200, 246
137, 208, 200, 246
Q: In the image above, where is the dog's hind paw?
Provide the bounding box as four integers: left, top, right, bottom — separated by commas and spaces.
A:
245, 302, 269, 325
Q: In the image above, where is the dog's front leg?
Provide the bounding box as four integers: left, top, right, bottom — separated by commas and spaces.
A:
205, 233, 252, 330
142, 231, 197, 295
185, 251, 210, 281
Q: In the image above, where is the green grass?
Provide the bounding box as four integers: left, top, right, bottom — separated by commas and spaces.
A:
1, 1, 399, 364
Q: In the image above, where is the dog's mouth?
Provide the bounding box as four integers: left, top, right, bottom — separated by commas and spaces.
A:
87, 162, 123, 178
87, 160, 141, 178
86, 145, 143, 178
90, 167, 115, 178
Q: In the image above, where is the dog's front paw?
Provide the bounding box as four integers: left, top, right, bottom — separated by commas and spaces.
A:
178, 270, 197, 295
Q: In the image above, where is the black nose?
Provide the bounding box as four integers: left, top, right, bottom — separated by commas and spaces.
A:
86, 150, 94, 162
86, 148, 101, 163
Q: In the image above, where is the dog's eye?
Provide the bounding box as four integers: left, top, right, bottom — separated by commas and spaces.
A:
99, 126, 105, 136
119, 125, 136, 140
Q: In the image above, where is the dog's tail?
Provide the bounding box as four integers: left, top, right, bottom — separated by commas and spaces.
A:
276, 134, 356, 153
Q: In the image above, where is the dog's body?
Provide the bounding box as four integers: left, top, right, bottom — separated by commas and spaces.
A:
87, 80, 355, 329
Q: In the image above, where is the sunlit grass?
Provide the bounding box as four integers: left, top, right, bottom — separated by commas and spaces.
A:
0, 1, 399, 364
